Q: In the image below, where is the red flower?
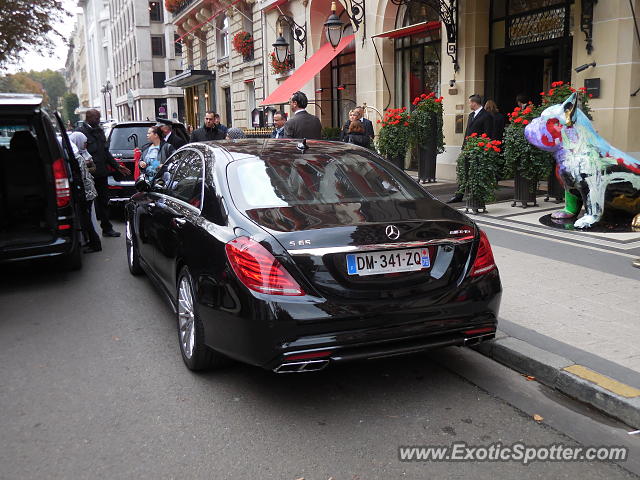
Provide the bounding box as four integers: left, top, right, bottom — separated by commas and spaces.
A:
548, 89, 555, 95
589, 94, 593, 98
540, 92, 546, 96
523, 120, 529, 125
514, 117, 522, 123
435, 98, 442, 103
404, 122, 409, 126
481, 133, 488, 138
470, 132, 478, 137
478, 142, 485, 147
514, 107, 521, 112
376, 119, 381, 124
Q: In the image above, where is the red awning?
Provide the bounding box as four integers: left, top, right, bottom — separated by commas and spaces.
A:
373, 21, 441, 39
260, 34, 356, 106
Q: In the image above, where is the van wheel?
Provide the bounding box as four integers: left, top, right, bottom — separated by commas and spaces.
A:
176, 267, 228, 371
62, 235, 83, 271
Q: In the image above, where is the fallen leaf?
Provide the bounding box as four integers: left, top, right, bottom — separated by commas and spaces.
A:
524, 375, 536, 381
533, 414, 544, 422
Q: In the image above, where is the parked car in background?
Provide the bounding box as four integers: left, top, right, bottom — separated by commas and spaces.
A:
106, 120, 188, 207
0, 94, 85, 270
125, 139, 502, 373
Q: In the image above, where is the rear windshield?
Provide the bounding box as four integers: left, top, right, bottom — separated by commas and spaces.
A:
228, 151, 427, 210
109, 125, 150, 150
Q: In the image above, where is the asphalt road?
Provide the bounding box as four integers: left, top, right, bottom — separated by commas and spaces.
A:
0, 221, 638, 479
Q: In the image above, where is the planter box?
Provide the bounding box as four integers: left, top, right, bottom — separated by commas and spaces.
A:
417, 144, 437, 183
388, 155, 405, 170
512, 171, 538, 208
465, 196, 486, 214
545, 163, 564, 203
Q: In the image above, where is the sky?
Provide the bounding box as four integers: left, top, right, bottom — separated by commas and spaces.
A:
4, 0, 82, 73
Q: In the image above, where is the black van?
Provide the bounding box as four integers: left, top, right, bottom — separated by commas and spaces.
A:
0, 94, 85, 270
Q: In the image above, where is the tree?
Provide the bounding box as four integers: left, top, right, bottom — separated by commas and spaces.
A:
0, 0, 69, 68
63, 93, 79, 124
29, 70, 67, 110
0, 72, 49, 105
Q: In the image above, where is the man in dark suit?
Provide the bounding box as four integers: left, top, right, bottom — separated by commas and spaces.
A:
284, 91, 322, 140
270, 112, 286, 138
355, 106, 375, 140
157, 119, 187, 149
76, 109, 130, 237
190, 111, 226, 142
447, 94, 494, 203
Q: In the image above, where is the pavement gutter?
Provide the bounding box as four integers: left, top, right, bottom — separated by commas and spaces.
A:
474, 332, 640, 429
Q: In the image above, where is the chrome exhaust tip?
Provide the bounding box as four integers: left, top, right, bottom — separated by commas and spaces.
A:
273, 359, 330, 373
464, 333, 495, 346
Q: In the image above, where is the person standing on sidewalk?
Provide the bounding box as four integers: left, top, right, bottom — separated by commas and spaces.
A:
76, 109, 130, 237
284, 91, 322, 140
270, 112, 287, 138
447, 94, 494, 203
190, 111, 226, 142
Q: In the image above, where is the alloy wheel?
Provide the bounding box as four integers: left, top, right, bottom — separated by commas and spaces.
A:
177, 276, 195, 359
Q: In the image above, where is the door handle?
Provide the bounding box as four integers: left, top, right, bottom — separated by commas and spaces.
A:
172, 217, 187, 228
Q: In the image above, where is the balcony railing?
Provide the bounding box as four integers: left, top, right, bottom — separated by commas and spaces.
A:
170, 0, 198, 18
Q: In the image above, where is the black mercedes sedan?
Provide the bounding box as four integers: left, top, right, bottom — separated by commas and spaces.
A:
125, 139, 501, 372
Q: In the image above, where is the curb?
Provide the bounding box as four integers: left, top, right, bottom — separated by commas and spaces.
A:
474, 332, 640, 429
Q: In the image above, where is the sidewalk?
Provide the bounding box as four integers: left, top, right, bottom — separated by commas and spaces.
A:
407, 171, 640, 428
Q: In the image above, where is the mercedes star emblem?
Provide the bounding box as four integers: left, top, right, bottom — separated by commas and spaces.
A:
385, 225, 400, 240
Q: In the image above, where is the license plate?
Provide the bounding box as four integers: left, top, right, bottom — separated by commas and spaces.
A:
346, 248, 430, 276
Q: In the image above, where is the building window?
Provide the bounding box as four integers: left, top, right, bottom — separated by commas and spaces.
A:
151, 36, 165, 57
149, 1, 163, 22
217, 15, 229, 59
174, 34, 182, 55
153, 72, 166, 88
246, 82, 256, 126
394, 1, 441, 108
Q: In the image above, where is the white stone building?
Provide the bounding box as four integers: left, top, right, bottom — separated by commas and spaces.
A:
77, 0, 114, 117
64, 13, 92, 114
166, 0, 264, 129
109, 0, 185, 122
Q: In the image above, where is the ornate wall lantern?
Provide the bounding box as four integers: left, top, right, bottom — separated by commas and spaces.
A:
324, 1, 345, 48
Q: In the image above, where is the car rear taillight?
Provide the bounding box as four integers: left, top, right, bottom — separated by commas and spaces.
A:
470, 230, 497, 277
52, 157, 70, 208
225, 237, 305, 296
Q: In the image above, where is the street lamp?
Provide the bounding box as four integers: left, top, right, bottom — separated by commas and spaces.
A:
324, 1, 344, 49
101, 80, 113, 120
272, 30, 290, 64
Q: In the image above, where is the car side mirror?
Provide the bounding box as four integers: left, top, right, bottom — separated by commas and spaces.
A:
135, 177, 150, 192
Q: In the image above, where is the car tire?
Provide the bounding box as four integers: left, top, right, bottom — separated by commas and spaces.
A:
176, 267, 227, 371
62, 232, 83, 271
125, 217, 144, 276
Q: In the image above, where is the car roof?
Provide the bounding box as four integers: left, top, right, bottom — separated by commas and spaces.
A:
199, 138, 366, 161
0, 93, 43, 106
112, 121, 156, 127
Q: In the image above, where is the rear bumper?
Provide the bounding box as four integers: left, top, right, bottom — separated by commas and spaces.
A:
199, 270, 502, 371
0, 235, 76, 263
107, 177, 136, 203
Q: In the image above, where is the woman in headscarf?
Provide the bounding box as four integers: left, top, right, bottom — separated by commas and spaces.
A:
67, 132, 102, 253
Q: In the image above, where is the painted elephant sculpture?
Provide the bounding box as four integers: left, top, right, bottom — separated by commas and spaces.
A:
524, 93, 640, 229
